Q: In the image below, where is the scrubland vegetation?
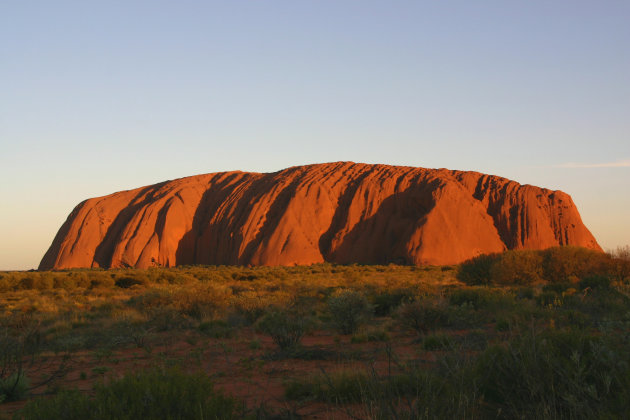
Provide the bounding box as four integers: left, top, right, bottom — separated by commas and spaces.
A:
1, 246, 630, 419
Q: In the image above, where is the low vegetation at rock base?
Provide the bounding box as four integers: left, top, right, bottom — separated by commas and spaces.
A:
1, 246, 629, 419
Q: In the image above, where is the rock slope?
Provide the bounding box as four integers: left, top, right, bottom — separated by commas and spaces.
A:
39, 162, 601, 269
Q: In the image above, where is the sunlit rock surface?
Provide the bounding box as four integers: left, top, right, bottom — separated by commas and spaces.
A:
40, 162, 601, 269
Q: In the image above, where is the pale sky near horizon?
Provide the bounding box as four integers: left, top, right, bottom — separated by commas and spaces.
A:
1, 1, 629, 270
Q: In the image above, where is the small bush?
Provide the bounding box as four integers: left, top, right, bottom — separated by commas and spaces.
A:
444, 301, 481, 329
490, 250, 543, 285
89, 274, 116, 289
542, 246, 610, 283
127, 288, 171, 311
495, 318, 510, 332
171, 284, 232, 320
515, 287, 535, 299
17, 389, 91, 419
198, 320, 233, 338
285, 369, 371, 403
370, 289, 413, 316
0, 277, 9, 292
256, 309, 312, 350
19, 274, 53, 290
542, 282, 572, 294
610, 245, 630, 261
449, 288, 490, 310
579, 275, 611, 291
463, 329, 489, 350
422, 333, 452, 350
457, 254, 499, 285
327, 290, 373, 335
562, 310, 591, 330
0, 372, 29, 402
147, 307, 191, 331
609, 246, 630, 282
231, 292, 277, 325
536, 291, 559, 307
285, 367, 476, 417
396, 298, 448, 335
351, 327, 389, 343
114, 276, 144, 289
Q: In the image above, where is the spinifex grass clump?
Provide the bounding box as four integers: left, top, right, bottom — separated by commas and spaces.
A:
0, 315, 69, 404
0, 331, 30, 403
284, 327, 630, 420
285, 369, 372, 403
18, 368, 241, 420
475, 329, 630, 419
285, 362, 479, 418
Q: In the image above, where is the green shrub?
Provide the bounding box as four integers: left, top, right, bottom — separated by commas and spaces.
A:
128, 289, 171, 311
457, 254, 499, 285
579, 275, 611, 291
490, 250, 543, 285
18, 274, 53, 290
370, 289, 413, 316
16, 389, 91, 419
463, 329, 489, 350
562, 310, 591, 330
495, 318, 510, 332
612, 259, 630, 283
542, 282, 572, 294
285, 366, 477, 418
443, 301, 481, 329
147, 307, 191, 331
18, 368, 240, 419
449, 288, 490, 309
396, 298, 448, 335
89, 273, 116, 288
256, 309, 312, 350
542, 246, 610, 283
285, 369, 371, 403
68, 272, 91, 288
351, 327, 389, 343
231, 292, 275, 325
327, 290, 373, 334
114, 276, 145, 289
609, 245, 630, 282
0, 372, 29, 402
536, 291, 558, 307
198, 319, 233, 338
422, 333, 452, 350
1, 323, 41, 403
563, 286, 630, 322
610, 245, 630, 261
171, 285, 232, 320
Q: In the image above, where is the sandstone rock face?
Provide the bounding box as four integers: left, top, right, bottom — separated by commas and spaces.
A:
39, 162, 602, 269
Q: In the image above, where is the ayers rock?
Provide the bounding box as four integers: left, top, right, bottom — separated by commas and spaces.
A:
40, 162, 601, 270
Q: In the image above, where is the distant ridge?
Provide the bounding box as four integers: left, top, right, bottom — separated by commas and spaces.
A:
40, 162, 601, 269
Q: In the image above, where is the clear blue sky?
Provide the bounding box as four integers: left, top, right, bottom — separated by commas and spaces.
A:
1, 1, 628, 270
